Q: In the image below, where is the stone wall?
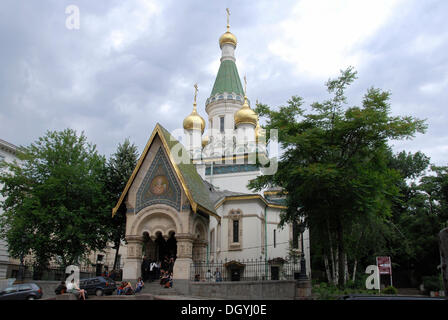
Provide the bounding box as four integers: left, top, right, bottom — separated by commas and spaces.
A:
189, 280, 302, 300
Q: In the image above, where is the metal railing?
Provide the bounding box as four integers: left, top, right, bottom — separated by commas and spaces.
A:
190, 258, 301, 282
18, 264, 96, 281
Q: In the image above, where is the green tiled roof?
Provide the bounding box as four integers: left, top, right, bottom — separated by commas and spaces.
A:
158, 124, 217, 215
210, 60, 244, 97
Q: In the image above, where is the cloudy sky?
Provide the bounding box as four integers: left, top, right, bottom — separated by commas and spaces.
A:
1, 0, 447, 165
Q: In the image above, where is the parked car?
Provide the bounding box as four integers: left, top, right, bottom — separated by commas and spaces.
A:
0, 283, 43, 300
79, 276, 116, 296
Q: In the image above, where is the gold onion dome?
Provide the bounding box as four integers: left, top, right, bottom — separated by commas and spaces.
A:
234, 96, 258, 127
255, 121, 265, 143
219, 29, 237, 48
202, 135, 210, 148
183, 103, 205, 133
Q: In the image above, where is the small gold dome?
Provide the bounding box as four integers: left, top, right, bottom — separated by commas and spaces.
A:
219, 30, 237, 48
235, 96, 257, 127
202, 135, 210, 148
183, 104, 205, 133
255, 121, 266, 144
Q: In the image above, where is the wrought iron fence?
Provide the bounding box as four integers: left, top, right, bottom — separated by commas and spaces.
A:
190, 257, 301, 282
19, 264, 96, 281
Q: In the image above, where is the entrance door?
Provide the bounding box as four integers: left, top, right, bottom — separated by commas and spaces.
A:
271, 266, 279, 280
230, 268, 241, 281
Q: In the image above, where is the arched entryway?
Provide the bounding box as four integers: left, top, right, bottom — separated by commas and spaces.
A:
141, 230, 177, 262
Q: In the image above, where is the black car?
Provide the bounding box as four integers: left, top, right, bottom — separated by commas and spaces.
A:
79, 276, 116, 296
0, 283, 43, 300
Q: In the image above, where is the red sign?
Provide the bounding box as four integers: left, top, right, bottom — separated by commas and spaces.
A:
376, 256, 392, 275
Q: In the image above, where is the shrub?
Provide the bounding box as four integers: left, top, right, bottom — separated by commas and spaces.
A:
422, 276, 441, 292
382, 286, 398, 295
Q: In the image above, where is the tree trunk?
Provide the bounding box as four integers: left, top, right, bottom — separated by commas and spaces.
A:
337, 221, 345, 288
344, 253, 349, 284
334, 247, 339, 286
324, 253, 333, 284
113, 240, 121, 271
327, 220, 337, 285
352, 259, 358, 282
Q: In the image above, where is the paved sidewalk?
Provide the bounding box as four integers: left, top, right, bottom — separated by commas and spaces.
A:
44, 293, 224, 300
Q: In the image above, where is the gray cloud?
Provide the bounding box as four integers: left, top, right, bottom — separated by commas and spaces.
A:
0, 0, 447, 166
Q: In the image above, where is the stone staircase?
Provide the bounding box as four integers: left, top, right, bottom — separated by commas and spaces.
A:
140, 280, 181, 296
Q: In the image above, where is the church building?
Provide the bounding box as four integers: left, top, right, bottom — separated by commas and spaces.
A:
112, 14, 311, 290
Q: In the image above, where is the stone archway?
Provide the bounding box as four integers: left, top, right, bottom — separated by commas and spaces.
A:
123, 206, 181, 281
192, 220, 208, 262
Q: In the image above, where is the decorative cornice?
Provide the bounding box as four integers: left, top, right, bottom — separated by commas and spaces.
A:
214, 194, 287, 210
0, 139, 18, 156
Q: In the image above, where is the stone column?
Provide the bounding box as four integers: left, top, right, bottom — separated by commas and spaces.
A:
122, 235, 143, 281
173, 233, 194, 279
193, 239, 208, 262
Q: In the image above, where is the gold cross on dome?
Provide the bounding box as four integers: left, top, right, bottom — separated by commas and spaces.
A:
243, 75, 247, 96
226, 8, 230, 28
193, 83, 198, 104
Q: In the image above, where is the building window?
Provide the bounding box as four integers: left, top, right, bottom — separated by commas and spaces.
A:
292, 222, 299, 249
220, 116, 225, 133
217, 223, 221, 251
210, 228, 215, 257
228, 209, 242, 251
274, 229, 276, 248
233, 220, 239, 243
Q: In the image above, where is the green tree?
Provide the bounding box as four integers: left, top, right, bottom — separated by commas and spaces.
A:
103, 138, 139, 271
249, 67, 427, 287
0, 129, 110, 267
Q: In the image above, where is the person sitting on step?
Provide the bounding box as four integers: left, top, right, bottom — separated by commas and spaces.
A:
124, 281, 134, 295
135, 277, 144, 293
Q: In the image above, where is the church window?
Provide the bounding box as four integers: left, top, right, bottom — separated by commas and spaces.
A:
292, 221, 300, 249
228, 209, 242, 250
210, 229, 215, 257
218, 95, 224, 100
273, 229, 276, 248
233, 220, 239, 243
220, 116, 225, 133
227, 94, 233, 100
217, 223, 221, 251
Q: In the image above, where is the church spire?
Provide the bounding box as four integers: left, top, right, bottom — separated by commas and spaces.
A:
208, 8, 244, 101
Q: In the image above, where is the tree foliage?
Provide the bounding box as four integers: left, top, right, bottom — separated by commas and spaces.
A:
103, 138, 139, 270
0, 129, 110, 267
249, 67, 427, 286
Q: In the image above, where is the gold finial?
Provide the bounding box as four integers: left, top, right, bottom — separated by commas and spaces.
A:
243, 75, 247, 97
226, 8, 230, 30
184, 83, 205, 132
193, 83, 198, 106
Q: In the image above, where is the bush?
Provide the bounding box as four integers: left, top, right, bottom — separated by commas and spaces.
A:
382, 286, 398, 295
422, 276, 441, 292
